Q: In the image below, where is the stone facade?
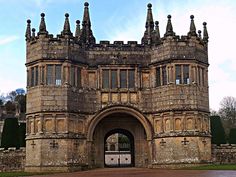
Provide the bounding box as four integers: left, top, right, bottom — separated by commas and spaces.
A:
0, 148, 25, 172
25, 2, 211, 172
212, 144, 236, 164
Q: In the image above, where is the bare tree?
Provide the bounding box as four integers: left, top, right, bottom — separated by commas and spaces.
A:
218, 96, 236, 135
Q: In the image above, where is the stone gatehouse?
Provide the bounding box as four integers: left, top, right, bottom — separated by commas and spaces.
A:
25, 2, 211, 172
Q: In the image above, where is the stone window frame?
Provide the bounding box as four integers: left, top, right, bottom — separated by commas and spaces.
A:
156, 65, 168, 87
175, 64, 190, 85
101, 67, 136, 90
28, 65, 39, 87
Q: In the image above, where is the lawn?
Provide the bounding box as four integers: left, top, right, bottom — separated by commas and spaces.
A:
0, 172, 54, 177
186, 164, 236, 170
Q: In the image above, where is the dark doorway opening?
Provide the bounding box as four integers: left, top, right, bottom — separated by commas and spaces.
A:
104, 129, 134, 167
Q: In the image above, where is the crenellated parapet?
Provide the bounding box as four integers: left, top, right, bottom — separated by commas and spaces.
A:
25, 2, 209, 66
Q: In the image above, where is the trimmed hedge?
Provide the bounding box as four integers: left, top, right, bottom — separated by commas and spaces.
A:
210, 116, 227, 145
229, 128, 236, 144
1, 118, 20, 149
19, 123, 26, 147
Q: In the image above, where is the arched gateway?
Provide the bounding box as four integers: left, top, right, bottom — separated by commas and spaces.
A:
25, 2, 211, 172
87, 106, 153, 168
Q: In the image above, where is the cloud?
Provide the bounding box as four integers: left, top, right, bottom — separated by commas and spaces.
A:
0, 36, 19, 45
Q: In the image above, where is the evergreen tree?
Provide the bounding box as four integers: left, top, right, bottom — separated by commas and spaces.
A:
1, 118, 20, 149
229, 128, 236, 144
210, 116, 227, 145
19, 122, 26, 147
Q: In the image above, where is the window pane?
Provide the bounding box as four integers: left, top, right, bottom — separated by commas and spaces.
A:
35, 66, 38, 86
175, 65, 181, 84
55, 65, 61, 86
183, 65, 189, 84
120, 70, 127, 88
156, 67, 161, 87
27, 70, 29, 87
102, 70, 109, 89
42, 66, 45, 84
202, 68, 205, 86
111, 70, 117, 89
31, 67, 34, 87
128, 70, 135, 88
162, 66, 167, 85
46, 65, 53, 85
70, 66, 75, 86
198, 67, 201, 85
77, 68, 81, 87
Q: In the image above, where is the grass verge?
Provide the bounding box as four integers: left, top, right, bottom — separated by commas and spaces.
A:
0, 172, 55, 177
185, 164, 236, 170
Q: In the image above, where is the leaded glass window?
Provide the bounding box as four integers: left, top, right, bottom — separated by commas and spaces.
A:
162, 66, 167, 85
183, 65, 189, 84
111, 70, 117, 89
77, 68, 81, 87
31, 67, 34, 87
128, 70, 135, 88
55, 65, 61, 86
175, 65, 181, 84
70, 66, 75, 86
35, 66, 38, 86
102, 70, 109, 89
120, 70, 127, 88
156, 67, 161, 87
46, 65, 53, 85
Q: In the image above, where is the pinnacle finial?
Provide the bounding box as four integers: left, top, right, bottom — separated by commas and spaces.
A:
203, 22, 209, 43
25, 19, 31, 41
80, 1, 96, 45
198, 30, 202, 39
75, 20, 81, 37
38, 13, 48, 35
142, 3, 154, 45
62, 13, 72, 36
155, 21, 160, 39
153, 21, 161, 42
32, 28, 36, 39
188, 15, 197, 37
164, 15, 175, 37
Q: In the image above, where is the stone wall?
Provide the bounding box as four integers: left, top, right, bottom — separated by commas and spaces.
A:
0, 147, 25, 172
212, 144, 236, 164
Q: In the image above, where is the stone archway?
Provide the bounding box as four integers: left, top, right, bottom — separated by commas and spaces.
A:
86, 106, 153, 168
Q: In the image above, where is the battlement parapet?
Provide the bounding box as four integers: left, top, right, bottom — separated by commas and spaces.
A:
0, 147, 26, 153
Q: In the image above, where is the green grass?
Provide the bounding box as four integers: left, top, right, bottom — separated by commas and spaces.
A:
0, 172, 54, 177
186, 164, 236, 170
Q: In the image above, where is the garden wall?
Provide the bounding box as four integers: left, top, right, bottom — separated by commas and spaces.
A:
0, 147, 25, 172
212, 144, 236, 164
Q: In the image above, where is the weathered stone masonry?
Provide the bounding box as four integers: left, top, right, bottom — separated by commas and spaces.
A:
25, 2, 211, 172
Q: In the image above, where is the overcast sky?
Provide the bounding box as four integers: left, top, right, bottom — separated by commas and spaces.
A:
0, 0, 235, 111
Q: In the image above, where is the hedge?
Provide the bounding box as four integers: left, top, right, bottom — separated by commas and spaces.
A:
210, 116, 227, 145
